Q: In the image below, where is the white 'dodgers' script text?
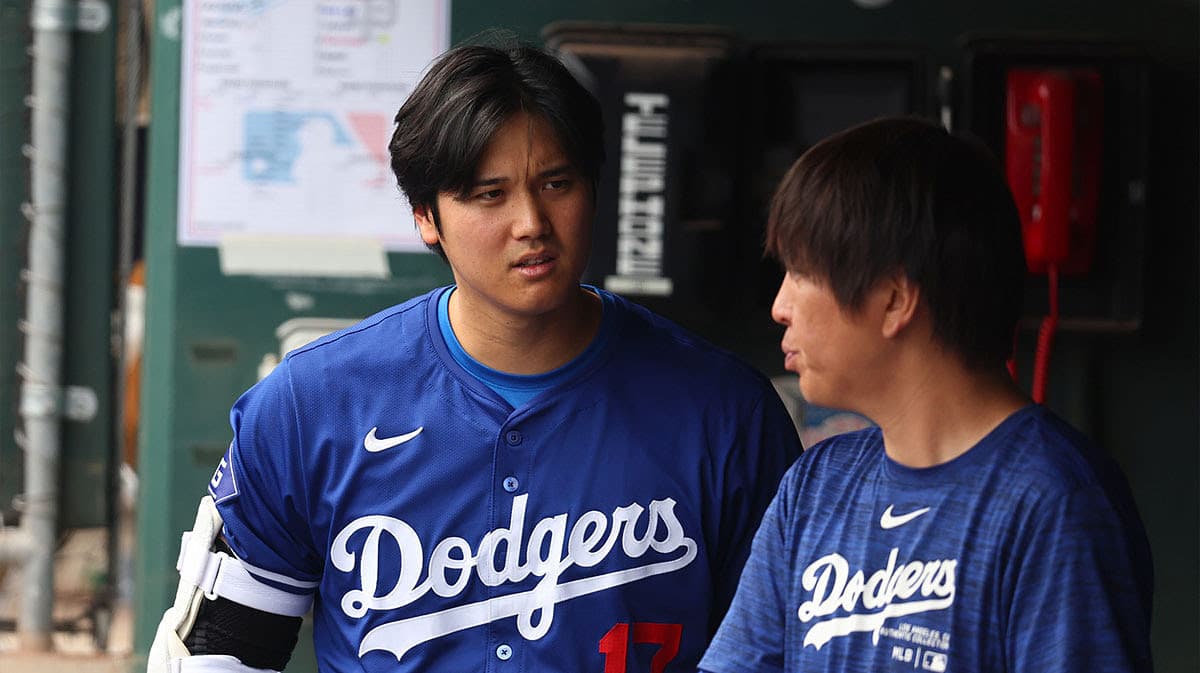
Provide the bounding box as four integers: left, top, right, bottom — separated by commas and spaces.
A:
331, 494, 697, 661
798, 548, 957, 649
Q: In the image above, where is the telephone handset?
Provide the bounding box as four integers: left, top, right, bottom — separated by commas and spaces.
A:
1005, 68, 1103, 274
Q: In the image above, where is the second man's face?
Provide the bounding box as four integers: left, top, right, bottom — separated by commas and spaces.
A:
416, 111, 593, 324
771, 271, 891, 412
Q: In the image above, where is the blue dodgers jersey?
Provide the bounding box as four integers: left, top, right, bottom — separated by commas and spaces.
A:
206, 286, 802, 672
701, 405, 1154, 673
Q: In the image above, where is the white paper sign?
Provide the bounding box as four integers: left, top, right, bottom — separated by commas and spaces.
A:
177, 0, 449, 251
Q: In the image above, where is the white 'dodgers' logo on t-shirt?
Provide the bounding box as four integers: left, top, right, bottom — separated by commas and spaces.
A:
797, 548, 957, 649
331, 493, 697, 661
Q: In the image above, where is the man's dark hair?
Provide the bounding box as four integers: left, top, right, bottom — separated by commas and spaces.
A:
389, 41, 605, 260
765, 116, 1027, 370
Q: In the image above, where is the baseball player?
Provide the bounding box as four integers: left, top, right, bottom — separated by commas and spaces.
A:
699, 117, 1154, 673
147, 42, 803, 672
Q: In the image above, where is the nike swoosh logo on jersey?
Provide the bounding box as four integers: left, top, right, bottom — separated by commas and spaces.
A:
363, 426, 424, 452
880, 505, 931, 529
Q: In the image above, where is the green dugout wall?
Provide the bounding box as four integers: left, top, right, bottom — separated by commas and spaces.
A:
135, 2, 1198, 672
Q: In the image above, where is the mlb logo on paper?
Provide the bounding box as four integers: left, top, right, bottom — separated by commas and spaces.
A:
208, 442, 240, 503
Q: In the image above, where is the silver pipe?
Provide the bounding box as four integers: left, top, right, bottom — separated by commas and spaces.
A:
17, 0, 76, 652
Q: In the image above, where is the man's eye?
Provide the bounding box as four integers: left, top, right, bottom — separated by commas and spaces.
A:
476, 189, 503, 200
545, 178, 571, 191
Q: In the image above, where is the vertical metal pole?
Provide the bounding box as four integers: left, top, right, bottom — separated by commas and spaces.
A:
111, 0, 146, 637
117, 1, 142, 349
19, 0, 75, 651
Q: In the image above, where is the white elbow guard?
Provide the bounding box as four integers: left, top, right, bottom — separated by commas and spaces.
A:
158, 655, 277, 673
147, 496, 314, 673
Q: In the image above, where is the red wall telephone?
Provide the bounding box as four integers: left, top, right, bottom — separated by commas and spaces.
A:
1004, 67, 1104, 402
1005, 68, 1104, 274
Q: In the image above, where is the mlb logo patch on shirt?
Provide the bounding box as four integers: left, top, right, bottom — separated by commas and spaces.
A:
208, 442, 240, 504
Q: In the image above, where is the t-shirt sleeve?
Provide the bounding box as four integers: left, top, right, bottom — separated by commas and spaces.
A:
1005, 484, 1153, 673
700, 465, 798, 673
206, 359, 322, 598
710, 387, 804, 631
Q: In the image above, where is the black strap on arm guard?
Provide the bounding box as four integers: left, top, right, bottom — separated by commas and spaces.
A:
183, 537, 304, 671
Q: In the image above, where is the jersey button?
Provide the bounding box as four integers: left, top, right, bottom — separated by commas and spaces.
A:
496, 644, 513, 661
502, 476, 520, 493
505, 430, 523, 446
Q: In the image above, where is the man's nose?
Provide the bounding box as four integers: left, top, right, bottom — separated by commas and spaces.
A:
771, 278, 792, 326
511, 192, 550, 240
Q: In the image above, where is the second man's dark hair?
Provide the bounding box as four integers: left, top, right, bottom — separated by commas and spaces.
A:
389, 42, 606, 261
765, 116, 1027, 370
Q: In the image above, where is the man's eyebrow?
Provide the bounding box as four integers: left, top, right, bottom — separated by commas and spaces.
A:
536, 164, 575, 179
469, 176, 509, 188
469, 164, 575, 187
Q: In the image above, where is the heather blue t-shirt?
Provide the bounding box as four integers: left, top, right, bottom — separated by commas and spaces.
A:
700, 405, 1153, 673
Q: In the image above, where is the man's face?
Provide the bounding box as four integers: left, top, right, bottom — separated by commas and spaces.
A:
771, 271, 889, 411
415, 112, 593, 323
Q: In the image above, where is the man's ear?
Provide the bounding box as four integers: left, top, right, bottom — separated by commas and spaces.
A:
413, 203, 441, 246
881, 272, 921, 339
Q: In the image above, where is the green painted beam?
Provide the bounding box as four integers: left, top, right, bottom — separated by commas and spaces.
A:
0, 0, 30, 529
132, 0, 184, 664
60, 0, 118, 529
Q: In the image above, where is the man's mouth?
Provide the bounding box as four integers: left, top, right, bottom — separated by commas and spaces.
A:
515, 254, 554, 268
781, 344, 798, 369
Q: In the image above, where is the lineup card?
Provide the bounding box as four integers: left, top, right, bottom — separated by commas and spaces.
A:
178, 0, 448, 251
